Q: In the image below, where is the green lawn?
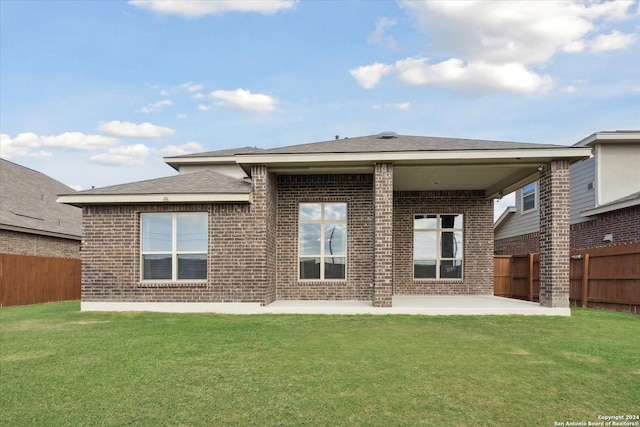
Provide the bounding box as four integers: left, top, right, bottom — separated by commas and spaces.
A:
1, 302, 638, 426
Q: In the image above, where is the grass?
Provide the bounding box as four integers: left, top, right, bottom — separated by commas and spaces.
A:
1, 302, 638, 426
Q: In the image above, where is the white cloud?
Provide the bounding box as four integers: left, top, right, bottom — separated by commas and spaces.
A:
139, 99, 173, 114
210, 89, 278, 113
157, 82, 203, 97
90, 144, 151, 166
197, 104, 212, 111
99, 121, 175, 138
179, 82, 203, 93
589, 30, 637, 51
395, 58, 554, 94
1, 132, 118, 159
399, 0, 635, 64
129, 0, 297, 17
373, 102, 410, 110
160, 142, 205, 157
353, 1, 637, 94
368, 17, 397, 49
350, 63, 394, 89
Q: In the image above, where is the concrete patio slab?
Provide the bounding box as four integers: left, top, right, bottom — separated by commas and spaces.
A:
82, 295, 570, 316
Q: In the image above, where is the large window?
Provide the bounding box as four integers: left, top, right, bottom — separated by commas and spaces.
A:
414, 214, 463, 279
299, 203, 347, 280
141, 212, 208, 281
522, 182, 537, 213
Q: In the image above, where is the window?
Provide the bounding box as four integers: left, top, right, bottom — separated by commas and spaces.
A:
299, 203, 347, 280
414, 214, 463, 279
522, 182, 537, 212
141, 212, 208, 281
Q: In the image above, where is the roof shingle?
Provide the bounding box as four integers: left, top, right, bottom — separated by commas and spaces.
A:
0, 159, 82, 238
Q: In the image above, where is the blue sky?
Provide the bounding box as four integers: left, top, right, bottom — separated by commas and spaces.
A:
1, 0, 639, 217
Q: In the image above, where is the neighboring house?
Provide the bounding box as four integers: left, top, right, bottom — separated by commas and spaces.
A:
495, 131, 640, 254
0, 159, 82, 258
58, 133, 591, 311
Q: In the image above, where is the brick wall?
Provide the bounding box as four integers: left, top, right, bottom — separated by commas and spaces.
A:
81, 203, 272, 304
539, 160, 570, 308
394, 190, 494, 295
571, 205, 639, 250
494, 232, 540, 255
276, 174, 375, 301
374, 163, 394, 307
494, 205, 639, 254
0, 229, 80, 258
81, 173, 499, 305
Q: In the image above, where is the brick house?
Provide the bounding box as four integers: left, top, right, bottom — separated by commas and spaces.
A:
1, 159, 81, 258
495, 131, 640, 254
59, 134, 590, 311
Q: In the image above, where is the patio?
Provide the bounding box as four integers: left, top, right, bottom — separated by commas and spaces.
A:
82, 295, 571, 316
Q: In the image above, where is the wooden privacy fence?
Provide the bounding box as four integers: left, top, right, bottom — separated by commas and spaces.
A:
494, 242, 640, 313
0, 254, 81, 307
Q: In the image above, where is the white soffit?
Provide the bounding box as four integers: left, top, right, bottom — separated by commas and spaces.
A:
234, 147, 592, 167
57, 193, 252, 207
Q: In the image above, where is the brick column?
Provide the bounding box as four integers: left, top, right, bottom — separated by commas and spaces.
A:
251, 165, 277, 305
374, 163, 393, 307
539, 160, 570, 308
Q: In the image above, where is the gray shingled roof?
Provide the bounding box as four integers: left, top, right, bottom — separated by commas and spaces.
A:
67, 170, 252, 196
0, 159, 82, 239
168, 146, 266, 159
251, 134, 563, 155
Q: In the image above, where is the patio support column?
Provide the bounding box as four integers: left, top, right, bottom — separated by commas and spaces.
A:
539, 159, 570, 308
251, 165, 277, 305
373, 163, 393, 307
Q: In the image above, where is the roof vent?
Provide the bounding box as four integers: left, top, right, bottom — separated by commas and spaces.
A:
377, 131, 397, 139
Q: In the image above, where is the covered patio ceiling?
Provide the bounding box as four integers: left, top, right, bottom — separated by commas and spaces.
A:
236, 149, 590, 198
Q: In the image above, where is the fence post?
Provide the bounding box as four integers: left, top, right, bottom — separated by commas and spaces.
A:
528, 253, 534, 302
581, 253, 590, 308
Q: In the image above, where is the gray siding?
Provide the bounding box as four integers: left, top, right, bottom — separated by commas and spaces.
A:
497, 156, 598, 240
494, 186, 540, 240
570, 157, 595, 224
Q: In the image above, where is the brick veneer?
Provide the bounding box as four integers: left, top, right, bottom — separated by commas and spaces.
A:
539, 160, 570, 308
276, 174, 375, 301
373, 163, 394, 307
81, 171, 499, 305
494, 204, 639, 255
81, 202, 272, 303
571, 205, 639, 250
250, 165, 278, 305
394, 190, 494, 295
0, 229, 80, 259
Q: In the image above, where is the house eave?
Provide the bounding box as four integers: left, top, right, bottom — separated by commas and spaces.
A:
580, 197, 640, 217
0, 223, 82, 241
573, 130, 640, 147
57, 193, 253, 207
234, 148, 591, 167
164, 156, 238, 171
493, 207, 516, 230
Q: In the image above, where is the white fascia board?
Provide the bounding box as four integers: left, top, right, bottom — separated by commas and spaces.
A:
574, 131, 640, 147
235, 148, 592, 166
580, 197, 640, 217
57, 193, 252, 206
163, 156, 238, 171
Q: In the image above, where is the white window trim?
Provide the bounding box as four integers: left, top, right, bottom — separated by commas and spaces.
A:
140, 212, 208, 283
521, 182, 537, 214
413, 214, 464, 280
298, 202, 347, 281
